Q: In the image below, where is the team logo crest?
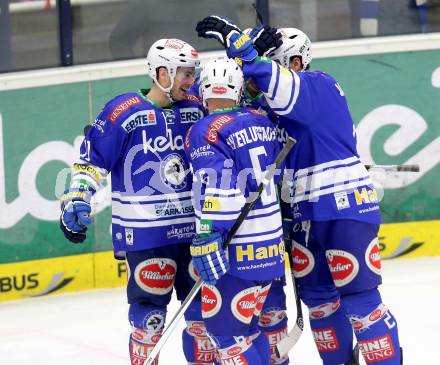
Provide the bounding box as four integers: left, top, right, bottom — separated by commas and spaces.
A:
201, 284, 222, 318
326, 250, 359, 287
144, 310, 166, 331
292, 242, 315, 278
365, 237, 382, 275
160, 153, 187, 190
134, 258, 177, 295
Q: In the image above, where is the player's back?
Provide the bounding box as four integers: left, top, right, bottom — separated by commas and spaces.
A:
186, 107, 285, 281
277, 70, 381, 224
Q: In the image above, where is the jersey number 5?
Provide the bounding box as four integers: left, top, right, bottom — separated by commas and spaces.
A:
249, 146, 277, 205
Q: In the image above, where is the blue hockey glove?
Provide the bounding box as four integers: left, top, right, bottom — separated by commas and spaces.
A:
249, 26, 283, 56
60, 188, 93, 243
196, 15, 257, 61
190, 232, 229, 285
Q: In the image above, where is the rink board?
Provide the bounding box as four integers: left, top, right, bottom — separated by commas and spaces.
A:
0, 219, 439, 302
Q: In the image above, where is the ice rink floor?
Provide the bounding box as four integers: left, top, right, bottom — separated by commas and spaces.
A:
1, 257, 439, 364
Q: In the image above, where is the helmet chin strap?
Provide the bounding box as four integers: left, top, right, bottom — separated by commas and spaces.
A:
154, 70, 176, 103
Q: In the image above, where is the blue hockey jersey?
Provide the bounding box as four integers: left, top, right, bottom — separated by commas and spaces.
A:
74, 90, 204, 257
185, 107, 285, 281
242, 58, 381, 224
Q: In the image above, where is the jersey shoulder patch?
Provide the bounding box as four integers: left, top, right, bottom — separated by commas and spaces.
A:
104, 93, 144, 124
205, 114, 235, 144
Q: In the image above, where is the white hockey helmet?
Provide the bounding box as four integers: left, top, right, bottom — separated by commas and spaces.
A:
146, 38, 200, 93
199, 58, 244, 105
267, 28, 312, 70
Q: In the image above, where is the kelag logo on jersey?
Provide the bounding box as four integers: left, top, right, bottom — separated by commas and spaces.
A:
121, 110, 156, 132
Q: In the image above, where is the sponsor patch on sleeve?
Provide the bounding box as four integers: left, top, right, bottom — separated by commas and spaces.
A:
108, 96, 142, 123
205, 115, 234, 144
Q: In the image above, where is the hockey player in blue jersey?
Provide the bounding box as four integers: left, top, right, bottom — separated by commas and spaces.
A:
195, 17, 402, 365
186, 57, 286, 365
59, 38, 218, 365
189, 66, 290, 365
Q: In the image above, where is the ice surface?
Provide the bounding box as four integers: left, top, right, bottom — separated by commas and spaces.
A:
1, 257, 439, 364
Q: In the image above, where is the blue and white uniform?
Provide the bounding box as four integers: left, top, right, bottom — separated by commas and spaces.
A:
74, 89, 218, 365
186, 107, 285, 282
243, 58, 380, 225
186, 106, 285, 365
241, 58, 402, 365
75, 90, 204, 257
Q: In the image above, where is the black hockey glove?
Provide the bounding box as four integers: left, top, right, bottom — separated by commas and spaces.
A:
196, 15, 242, 47
196, 15, 258, 61
249, 26, 283, 56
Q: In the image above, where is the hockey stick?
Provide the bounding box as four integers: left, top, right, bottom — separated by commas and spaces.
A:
365, 164, 420, 172
144, 137, 297, 365
275, 238, 304, 359
252, 2, 264, 26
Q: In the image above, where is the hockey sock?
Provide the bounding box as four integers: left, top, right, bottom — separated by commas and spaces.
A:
213, 335, 263, 365
249, 331, 271, 365
129, 329, 161, 365
343, 288, 401, 364
307, 298, 354, 364
128, 302, 166, 365
182, 320, 217, 364
258, 309, 289, 364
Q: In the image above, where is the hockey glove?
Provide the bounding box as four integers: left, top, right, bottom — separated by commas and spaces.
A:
60, 188, 93, 243
190, 232, 229, 285
196, 15, 258, 61
249, 26, 283, 56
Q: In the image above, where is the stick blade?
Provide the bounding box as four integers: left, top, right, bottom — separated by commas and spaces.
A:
276, 324, 303, 358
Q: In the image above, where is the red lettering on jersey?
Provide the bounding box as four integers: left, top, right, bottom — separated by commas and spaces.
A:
134, 258, 176, 295
359, 334, 395, 363
194, 336, 215, 363
312, 328, 340, 352
292, 243, 315, 278
109, 96, 142, 123
206, 115, 234, 144
326, 249, 359, 287
185, 124, 194, 150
